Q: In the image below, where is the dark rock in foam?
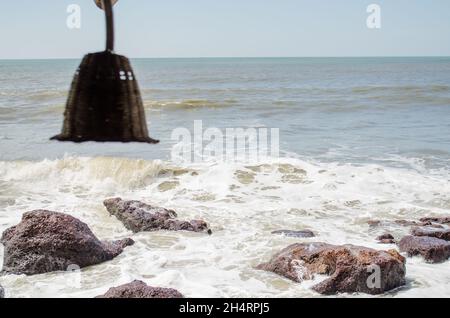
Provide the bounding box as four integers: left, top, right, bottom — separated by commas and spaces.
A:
419, 216, 450, 225
411, 227, 450, 241
376, 233, 396, 244
257, 242, 406, 295
1, 210, 134, 275
104, 198, 212, 234
96, 280, 184, 298
272, 230, 315, 238
398, 235, 450, 263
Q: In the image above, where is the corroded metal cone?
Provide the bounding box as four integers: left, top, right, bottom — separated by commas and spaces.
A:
51, 51, 159, 143
95, 0, 118, 10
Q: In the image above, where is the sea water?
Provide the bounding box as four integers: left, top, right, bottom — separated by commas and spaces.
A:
0, 57, 449, 297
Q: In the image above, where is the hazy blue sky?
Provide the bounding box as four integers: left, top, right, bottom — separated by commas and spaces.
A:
1, 0, 449, 59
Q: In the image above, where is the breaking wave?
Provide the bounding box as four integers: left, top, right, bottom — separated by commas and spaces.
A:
143, 99, 237, 110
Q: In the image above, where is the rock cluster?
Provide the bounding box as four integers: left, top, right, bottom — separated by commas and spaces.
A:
369, 215, 450, 263
257, 242, 406, 295
398, 236, 450, 263
411, 227, 450, 241
419, 216, 450, 225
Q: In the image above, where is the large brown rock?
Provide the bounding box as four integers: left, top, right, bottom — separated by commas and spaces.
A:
257, 243, 406, 295
419, 216, 450, 225
411, 227, 450, 241
104, 198, 212, 234
1, 210, 134, 275
97, 280, 184, 298
398, 235, 450, 263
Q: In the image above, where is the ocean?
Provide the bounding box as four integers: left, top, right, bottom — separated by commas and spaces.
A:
0, 57, 449, 297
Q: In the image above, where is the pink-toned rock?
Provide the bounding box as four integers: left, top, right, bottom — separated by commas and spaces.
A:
104, 198, 212, 234
1, 210, 134, 275
257, 242, 406, 295
398, 235, 450, 263
419, 216, 450, 225
96, 280, 184, 298
395, 220, 420, 227
394, 220, 442, 228
376, 234, 396, 244
411, 227, 450, 241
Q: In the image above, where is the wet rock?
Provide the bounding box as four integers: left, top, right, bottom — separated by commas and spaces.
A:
1, 210, 134, 275
368, 219, 416, 228
0, 285, 4, 298
398, 235, 450, 263
376, 233, 396, 244
257, 242, 406, 295
395, 220, 420, 227
272, 230, 315, 238
411, 227, 450, 241
104, 198, 212, 234
419, 216, 450, 225
367, 220, 382, 227
97, 280, 184, 298
368, 219, 443, 229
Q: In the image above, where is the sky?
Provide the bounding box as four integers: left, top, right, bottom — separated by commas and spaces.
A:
0, 0, 450, 59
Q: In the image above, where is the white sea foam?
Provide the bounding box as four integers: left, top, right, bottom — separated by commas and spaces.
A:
0, 156, 449, 298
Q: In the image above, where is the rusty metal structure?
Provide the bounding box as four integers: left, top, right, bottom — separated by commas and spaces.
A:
52, 0, 159, 143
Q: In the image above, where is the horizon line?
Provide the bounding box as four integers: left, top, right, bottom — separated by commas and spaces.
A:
1, 55, 450, 61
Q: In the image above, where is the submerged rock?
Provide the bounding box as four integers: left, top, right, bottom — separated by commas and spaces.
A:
398, 235, 450, 263
272, 230, 315, 238
376, 233, 396, 244
257, 243, 406, 295
97, 280, 184, 298
419, 216, 450, 225
411, 227, 450, 241
395, 220, 421, 227
0, 210, 134, 275
394, 220, 443, 228
104, 198, 212, 234
368, 219, 442, 229
0, 285, 4, 298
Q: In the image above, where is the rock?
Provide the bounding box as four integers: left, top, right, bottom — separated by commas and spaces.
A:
377, 233, 396, 244
104, 198, 212, 234
394, 220, 442, 228
1, 210, 134, 275
398, 235, 450, 263
96, 280, 184, 298
419, 216, 450, 225
368, 219, 443, 229
272, 230, 315, 238
257, 243, 406, 295
0, 285, 4, 298
367, 220, 382, 227
394, 220, 420, 227
368, 219, 417, 227
411, 227, 450, 241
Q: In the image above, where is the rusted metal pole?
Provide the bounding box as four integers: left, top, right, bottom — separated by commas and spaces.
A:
104, 0, 114, 52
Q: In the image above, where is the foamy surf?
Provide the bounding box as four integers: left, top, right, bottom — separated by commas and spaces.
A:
0, 156, 449, 298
